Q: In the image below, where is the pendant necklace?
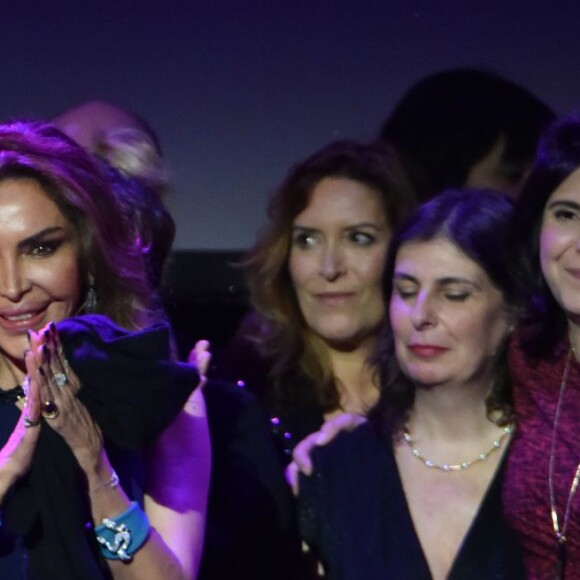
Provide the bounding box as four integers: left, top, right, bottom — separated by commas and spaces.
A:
403, 423, 514, 472
548, 346, 580, 579
0, 383, 24, 404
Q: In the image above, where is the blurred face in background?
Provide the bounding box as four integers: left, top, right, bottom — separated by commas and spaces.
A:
464, 136, 530, 200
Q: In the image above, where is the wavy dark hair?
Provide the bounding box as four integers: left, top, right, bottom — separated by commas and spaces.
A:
244, 139, 416, 415
0, 120, 161, 330
369, 189, 518, 435
509, 113, 580, 358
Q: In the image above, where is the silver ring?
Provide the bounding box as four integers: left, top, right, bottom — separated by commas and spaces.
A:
53, 372, 68, 387
23, 415, 40, 428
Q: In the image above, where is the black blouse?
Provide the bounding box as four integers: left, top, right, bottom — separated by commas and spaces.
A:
299, 422, 525, 580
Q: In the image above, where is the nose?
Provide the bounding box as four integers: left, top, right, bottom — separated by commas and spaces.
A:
318, 242, 345, 281
0, 258, 32, 302
410, 293, 437, 329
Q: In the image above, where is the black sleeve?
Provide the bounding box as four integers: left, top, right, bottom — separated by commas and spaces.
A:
201, 381, 303, 580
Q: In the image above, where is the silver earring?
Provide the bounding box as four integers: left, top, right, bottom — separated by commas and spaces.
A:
83, 285, 97, 313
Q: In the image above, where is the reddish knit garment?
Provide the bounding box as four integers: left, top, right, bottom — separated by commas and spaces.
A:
504, 334, 580, 579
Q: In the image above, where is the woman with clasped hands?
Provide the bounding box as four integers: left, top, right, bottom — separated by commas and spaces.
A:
298, 190, 525, 579
0, 121, 209, 579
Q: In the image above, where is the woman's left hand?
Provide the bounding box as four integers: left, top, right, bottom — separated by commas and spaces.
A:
28, 323, 105, 472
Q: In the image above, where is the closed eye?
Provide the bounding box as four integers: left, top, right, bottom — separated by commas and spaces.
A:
444, 292, 470, 302
393, 284, 417, 300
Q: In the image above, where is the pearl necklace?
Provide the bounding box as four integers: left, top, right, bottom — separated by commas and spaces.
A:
403, 423, 514, 472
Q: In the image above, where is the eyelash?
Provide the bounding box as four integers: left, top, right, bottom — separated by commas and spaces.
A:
554, 208, 579, 222
29, 240, 62, 257
393, 287, 470, 303
348, 231, 376, 246
291, 232, 317, 249
444, 292, 470, 302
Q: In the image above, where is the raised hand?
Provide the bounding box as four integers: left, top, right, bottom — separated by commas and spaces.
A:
286, 412, 367, 495
29, 323, 105, 472
0, 350, 42, 501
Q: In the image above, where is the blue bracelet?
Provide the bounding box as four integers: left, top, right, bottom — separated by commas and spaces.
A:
95, 501, 150, 561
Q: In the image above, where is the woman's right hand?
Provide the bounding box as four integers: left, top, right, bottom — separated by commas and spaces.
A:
0, 351, 42, 501
187, 340, 211, 387
285, 412, 367, 495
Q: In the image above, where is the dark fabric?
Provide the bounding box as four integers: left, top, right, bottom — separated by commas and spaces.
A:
299, 422, 525, 580
1, 314, 199, 580
200, 381, 304, 580
212, 329, 325, 465
0, 404, 27, 577
504, 332, 580, 579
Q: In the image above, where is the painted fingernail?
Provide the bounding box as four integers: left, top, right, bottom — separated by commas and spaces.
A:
43, 329, 50, 341
38, 366, 45, 377
49, 322, 56, 334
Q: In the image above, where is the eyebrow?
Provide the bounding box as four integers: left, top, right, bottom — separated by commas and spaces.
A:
18, 227, 65, 251
547, 200, 580, 211
292, 222, 384, 231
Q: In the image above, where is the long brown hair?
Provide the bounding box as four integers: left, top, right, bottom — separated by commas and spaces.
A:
244, 139, 415, 413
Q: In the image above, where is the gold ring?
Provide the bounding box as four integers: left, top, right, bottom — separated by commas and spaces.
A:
41, 401, 59, 420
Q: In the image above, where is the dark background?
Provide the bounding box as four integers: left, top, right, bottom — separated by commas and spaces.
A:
1, 0, 579, 348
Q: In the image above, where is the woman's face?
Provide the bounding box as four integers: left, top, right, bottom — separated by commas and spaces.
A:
390, 238, 511, 390
289, 177, 391, 351
464, 136, 529, 200
540, 168, 580, 322
0, 178, 82, 365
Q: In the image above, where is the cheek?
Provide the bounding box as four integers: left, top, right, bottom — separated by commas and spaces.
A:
288, 252, 310, 292
40, 257, 81, 303
469, 307, 510, 357
389, 298, 408, 340
539, 225, 563, 287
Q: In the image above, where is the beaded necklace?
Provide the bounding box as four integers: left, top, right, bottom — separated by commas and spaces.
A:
403, 423, 514, 472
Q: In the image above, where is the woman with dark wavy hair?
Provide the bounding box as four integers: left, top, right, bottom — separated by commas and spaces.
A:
0, 121, 209, 579
298, 189, 524, 579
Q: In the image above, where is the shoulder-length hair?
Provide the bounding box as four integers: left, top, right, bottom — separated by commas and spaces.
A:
244, 139, 415, 413
0, 120, 159, 330
369, 189, 518, 435
509, 113, 580, 358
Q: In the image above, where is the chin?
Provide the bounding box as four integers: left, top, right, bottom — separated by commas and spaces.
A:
0, 336, 29, 366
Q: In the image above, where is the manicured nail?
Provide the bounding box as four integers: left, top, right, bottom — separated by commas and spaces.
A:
38, 366, 46, 377
49, 322, 56, 335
